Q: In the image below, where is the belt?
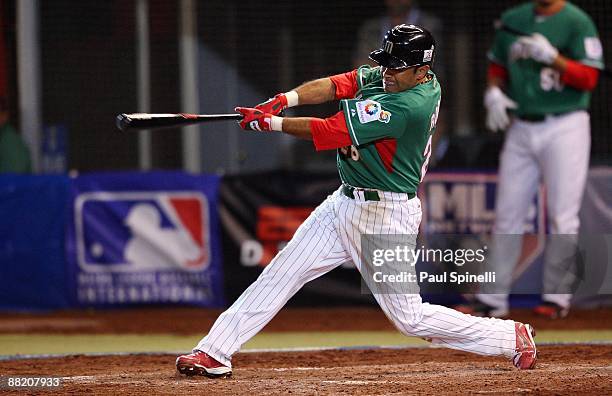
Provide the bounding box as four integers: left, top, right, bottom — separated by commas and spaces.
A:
341, 184, 416, 201
517, 112, 568, 122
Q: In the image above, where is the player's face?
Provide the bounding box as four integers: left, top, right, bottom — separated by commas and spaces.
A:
381, 66, 426, 92
381, 67, 413, 92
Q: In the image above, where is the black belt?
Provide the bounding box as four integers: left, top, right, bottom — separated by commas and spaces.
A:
341, 184, 415, 201
517, 112, 568, 122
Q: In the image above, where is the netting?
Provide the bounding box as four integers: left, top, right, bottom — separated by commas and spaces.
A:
4, 0, 611, 171
38, 0, 185, 171
198, 0, 611, 170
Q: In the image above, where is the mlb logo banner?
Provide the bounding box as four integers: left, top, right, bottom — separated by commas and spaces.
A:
75, 192, 209, 272
66, 171, 224, 307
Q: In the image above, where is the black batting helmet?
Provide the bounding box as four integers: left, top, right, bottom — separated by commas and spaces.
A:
369, 24, 435, 69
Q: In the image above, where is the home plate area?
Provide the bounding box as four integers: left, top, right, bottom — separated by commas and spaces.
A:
2, 345, 610, 395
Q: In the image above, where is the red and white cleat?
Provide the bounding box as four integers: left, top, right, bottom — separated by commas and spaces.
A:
512, 322, 537, 369
176, 351, 232, 378
533, 301, 569, 319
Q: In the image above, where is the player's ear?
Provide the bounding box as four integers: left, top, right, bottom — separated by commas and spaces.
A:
416, 65, 429, 79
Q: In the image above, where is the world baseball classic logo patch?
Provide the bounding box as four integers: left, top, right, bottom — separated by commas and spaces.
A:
74, 191, 210, 273
355, 99, 391, 124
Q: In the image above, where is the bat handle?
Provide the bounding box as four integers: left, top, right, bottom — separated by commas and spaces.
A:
223, 114, 244, 121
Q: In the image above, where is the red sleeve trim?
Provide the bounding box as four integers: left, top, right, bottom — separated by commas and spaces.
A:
329, 70, 359, 99
561, 60, 599, 91
310, 112, 352, 151
487, 62, 508, 82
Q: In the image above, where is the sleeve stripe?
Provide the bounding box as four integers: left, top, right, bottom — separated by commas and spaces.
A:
579, 59, 605, 69
358, 68, 364, 89
341, 100, 360, 146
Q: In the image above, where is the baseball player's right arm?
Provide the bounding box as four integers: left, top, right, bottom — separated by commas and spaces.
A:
483, 26, 517, 132
484, 67, 517, 132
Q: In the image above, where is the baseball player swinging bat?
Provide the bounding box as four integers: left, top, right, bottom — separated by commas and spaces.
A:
494, 20, 612, 78
116, 113, 243, 131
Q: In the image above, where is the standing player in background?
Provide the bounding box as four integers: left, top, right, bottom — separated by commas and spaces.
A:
463, 0, 603, 319
176, 25, 537, 378
352, 0, 442, 70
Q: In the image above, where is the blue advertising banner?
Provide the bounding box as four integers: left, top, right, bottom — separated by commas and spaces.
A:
421, 172, 545, 235
0, 175, 70, 310
66, 171, 224, 307
41, 124, 68, 173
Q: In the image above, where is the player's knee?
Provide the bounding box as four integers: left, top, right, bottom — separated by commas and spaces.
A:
395, 300, 425, 331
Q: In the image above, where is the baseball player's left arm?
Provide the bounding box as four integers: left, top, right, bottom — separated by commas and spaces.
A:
518, 33, 600, 91
236, 69, 362, 146
254, 70, 359, 115
251, 79, 334, 116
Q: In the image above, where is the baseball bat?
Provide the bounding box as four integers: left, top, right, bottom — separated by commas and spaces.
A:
116, 113, 243, 131
494, 20, 612, 78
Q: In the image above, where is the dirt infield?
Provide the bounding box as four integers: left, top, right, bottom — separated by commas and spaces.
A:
0, 345, 610, 395
0, 308, 610, 394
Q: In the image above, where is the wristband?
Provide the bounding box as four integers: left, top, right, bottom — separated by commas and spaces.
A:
284, 90, 299, 107
270, 116, 283, 131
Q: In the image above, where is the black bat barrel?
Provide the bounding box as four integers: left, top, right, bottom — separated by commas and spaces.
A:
115, 113, 242, 131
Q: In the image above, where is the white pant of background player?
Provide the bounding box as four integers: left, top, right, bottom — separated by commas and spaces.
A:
196, 187, 517, 367
478, 110, 590, 312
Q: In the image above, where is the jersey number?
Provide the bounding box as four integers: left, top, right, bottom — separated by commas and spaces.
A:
340, 145, 360, 161
420, 99, 441, 181
540, 67, 564, 91
420, 136, 433, 182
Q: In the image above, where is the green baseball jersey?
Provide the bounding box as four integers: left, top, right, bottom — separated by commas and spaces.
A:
338, 66, 441, 193
488, 2, 604, 116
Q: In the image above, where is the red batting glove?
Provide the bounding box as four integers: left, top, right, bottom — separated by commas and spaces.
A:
235, 107, 273, 131
255, 93, 288, 116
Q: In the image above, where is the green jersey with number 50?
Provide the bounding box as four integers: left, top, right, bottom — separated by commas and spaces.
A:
489, 2, 604, 116
338, 66, 441, 194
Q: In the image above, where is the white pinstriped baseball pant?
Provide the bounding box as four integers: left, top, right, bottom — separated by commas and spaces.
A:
196, 186, 517, 367
478, 111, 591, 311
